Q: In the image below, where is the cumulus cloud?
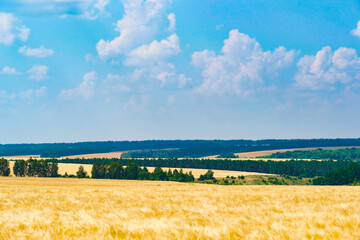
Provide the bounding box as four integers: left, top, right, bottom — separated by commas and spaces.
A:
0, 12, 30, 45
168, 13, 176, 32
125, 34, 180, 66
177, 74, 191, 88
192, 29, 296, 96
96, 0, 170, 59
19, 45, 55, 58
102, 74, 131, 93
351, 21, 360, 37
1, 66, 20, 75
295, 46, 360, 90
123, 95, 150, 113
13, 0, 110, 20
27, 65, 49, 81
35, 86, 47, 98
60, 71, 97, 100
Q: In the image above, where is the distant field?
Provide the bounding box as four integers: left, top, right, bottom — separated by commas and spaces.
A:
60, 152, 125, 159
1, 155, 41, 160
0, 178, 359, 239
205, 146, 360, 159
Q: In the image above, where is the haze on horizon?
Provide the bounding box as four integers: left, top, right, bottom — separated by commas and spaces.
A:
0, 0, 360, 144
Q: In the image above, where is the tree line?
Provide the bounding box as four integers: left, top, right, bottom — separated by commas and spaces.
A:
0, 158, 194, 183
60, 158, 352, 178
262, 148, 360, 161
0, 158, 58, 177
91, 161, 194, 182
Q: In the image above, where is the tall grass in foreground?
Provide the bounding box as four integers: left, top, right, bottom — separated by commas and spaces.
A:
0, 178, 359, 239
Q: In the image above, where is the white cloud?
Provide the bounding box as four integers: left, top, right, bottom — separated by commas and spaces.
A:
192, 29, 295, 96
1, 66, 20, 75
19, 45, 55, 58
125, 34, 180, 66
14, 0, 110, 20
0, 12, 30, 45
27, 65, 49, 81
102, 74, 131, 93
96, 0, 170, 59
123, 95, 150, 113
351, 21, 360, 37
19, 89, 33, 100
19, 86, 47, 100
177, 74, 191, 88
168, 13, 176, 32
295, 46, 360, 90
60, 71, 97, 100
35, 86, 47, 98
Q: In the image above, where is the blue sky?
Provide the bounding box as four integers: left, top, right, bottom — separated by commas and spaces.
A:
0, 0, 360, 143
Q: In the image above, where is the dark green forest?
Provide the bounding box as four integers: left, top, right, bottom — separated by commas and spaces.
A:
262, 148, 360, 160
313, 162, 360, 185
1, 138, 360, 158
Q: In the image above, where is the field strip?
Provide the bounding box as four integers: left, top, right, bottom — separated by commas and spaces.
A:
59, 151, 125, 159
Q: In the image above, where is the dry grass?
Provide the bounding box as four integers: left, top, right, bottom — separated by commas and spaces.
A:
0, 177, 359, 239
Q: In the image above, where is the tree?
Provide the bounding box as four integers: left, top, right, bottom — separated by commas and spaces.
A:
13, 160, 27, 177
124, 162, 140, 180
48, 160, 58, 177
138, 167, 151, 180
91, 162, 107, 179
108, 161, 124, 179
0, 159, 10, 176
151, 167, 167, 180
76, 165, 88, 178
27, 158, 37, 176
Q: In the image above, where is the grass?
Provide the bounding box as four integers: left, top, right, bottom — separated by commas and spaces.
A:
0, 177, 359, 239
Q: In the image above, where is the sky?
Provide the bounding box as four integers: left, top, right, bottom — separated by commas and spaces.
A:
0, 0, 360, 143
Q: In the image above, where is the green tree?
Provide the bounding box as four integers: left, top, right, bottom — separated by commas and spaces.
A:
0, 159, 10, 176
138, 167, 151, 180
91, 162, 107, 179
76, 165, 88, 178
124, 162, 140, 180
48, 160, 58, 177
108, 161, 124, 179
151, 167, 167, 180
27, 158, 39, 177
13, 160, 27, 177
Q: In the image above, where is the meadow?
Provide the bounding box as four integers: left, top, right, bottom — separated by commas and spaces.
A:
0, 177, 359, 239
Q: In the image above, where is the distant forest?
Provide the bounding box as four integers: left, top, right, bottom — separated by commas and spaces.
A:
262, 148, 360, 160
1, 138, 360, 158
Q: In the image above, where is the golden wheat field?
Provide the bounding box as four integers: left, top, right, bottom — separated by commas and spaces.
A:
0, 177, 359, 239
